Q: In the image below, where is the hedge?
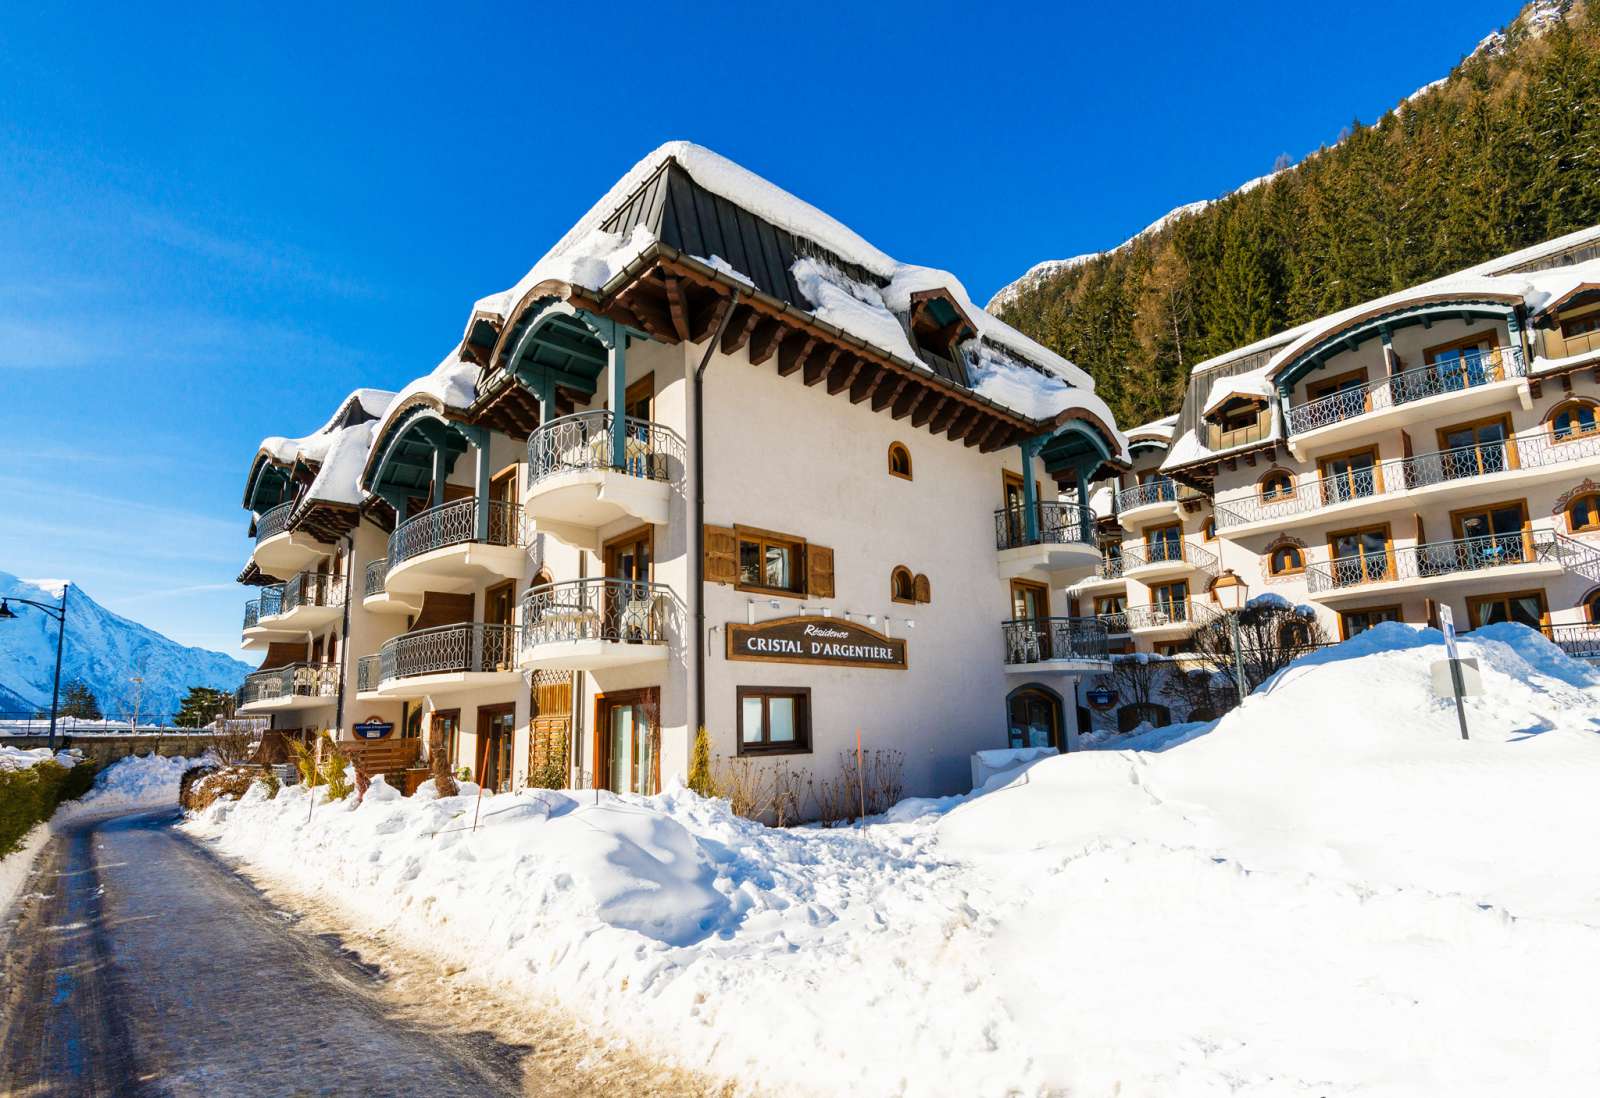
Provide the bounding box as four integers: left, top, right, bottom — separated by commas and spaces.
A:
0, 760, 98, 857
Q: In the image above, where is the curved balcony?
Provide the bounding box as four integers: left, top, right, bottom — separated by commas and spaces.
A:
1074, 554, 1126, 591
524, 411, 678, 549
993, 501, 1099, 582
236, 662, 339, 713
1121, 539, 1218, 583
361, 557, 421, 615
1126, 601, 1217, 640
1002, 617, 1111, 673
384, 498, 525, 595
1215, 431, 1600, 535
1115, 479, 1200, 527
251, 500, 328, 577
264, 570, 346, 630
371, 623, 522, 698
1551, 624, 1600, 662
240, 583, 287, 650
1302, 530, 1574, 601
519, 578, 673, 671
1285, 347, 1529, 455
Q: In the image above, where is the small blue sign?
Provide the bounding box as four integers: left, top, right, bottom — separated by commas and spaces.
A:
1085, 687, 1118, 710
353, 718, 394, 740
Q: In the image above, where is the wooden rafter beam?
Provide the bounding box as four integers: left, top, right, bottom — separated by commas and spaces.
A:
968, 417, 1006, 449
617, 288, 676, 343
689, 292, 734, 344
662, 276, 692, 342
849, 364, 884, 404
927, 399, 962, 434
777, 335, 816, 378
748, 318, 785, 366
873, 375, 909, 413
826, 356, 863, 395
893, 386, 927, 421
720, 305, 759, 354
946, 406, 981, 441
980, 424, 1018, 453
912, 394, 948, 429
804, 348, 841, 387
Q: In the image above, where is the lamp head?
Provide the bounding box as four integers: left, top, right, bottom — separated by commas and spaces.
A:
0, 600, 15, 621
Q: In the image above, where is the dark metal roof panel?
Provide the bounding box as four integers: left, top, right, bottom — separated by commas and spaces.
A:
1173, 346, 1278, 451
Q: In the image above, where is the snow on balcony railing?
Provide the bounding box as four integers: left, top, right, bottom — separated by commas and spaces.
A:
1125, 601, 1218, 632
238, 662, 339, 707
1303, 530, 1567, 594
254, 500, 294, 544
387, 498, 522, 571
1001, 616, 1109, 665
519, 578, 673, 656
993, 501, 1092, 551
1120, 538, 1218, 578
363, 558, 386, 598
1215, 430, 1600, 530
378, 623, 519, 683
1285, 347, 1526, 436
526, 410, 681, 487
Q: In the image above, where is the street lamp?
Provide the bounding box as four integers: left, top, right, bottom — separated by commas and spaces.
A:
0, 584, 71, 749
1211, 569, 1251, 708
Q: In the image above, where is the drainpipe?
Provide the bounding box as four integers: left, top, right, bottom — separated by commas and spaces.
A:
688, 291, 743, 744
332, 530, 355, 737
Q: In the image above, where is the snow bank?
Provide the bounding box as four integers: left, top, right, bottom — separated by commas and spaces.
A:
0, 745, 80, 771
188, 625, 1600, 1095
60, 752, 204, 819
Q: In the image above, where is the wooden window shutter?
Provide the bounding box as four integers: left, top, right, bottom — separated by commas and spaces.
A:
806, 544, 835, 598
704, 525, 739, 585
913, 573, 931, 604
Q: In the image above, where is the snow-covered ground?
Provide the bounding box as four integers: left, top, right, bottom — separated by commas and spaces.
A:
186, 624, 1600, 1096
0, 745, 82, 771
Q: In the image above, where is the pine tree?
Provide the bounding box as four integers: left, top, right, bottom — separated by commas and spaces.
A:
174, 685, 229, 728
58, 679, 102, 720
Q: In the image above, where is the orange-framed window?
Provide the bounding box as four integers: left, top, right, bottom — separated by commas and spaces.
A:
1568, 492, 1600, 533
1549, 400, 1600, 443
1268, 544, 1305, 575
1259, 470, 1295, 502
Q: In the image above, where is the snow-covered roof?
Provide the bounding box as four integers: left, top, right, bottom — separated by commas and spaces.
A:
375, 345, 478, 423
1126, 413, 1178, 445
467, 142, 1121, 453
256, 388, 391, 468
1200, 367, 1275, 418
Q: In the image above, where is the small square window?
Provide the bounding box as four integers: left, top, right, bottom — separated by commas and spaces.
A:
736, 687, 812, 755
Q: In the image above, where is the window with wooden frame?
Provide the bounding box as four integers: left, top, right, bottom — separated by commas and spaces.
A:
737, 686, 812, 756
1151, 580, 1189, 615
1327, 524, 1394, 586
887, 442, 913, 480
1318, 447, 1381, 504
1466, 590, 1548, 632
1586, 588, 1600, 625
1009, 578, 1050, 621
1548, 399, 1600, 443
1423, 330, 1502, 383
1094, 593, 1126, 615
1145, 521, 1184, 564
891, 566, 916, 603
431, 708, 461, 765
1560, 310, 1600, 339
1337, 605, 1401, 641
1450, 500, 1530, 561
1306, 367, 1368, 404
624, 373, 654, 421
1201, 516, 1216, 541
714, 525, 834, 599
1437, 415, 1516, 477
1259, 470, 1295, 502
1568, 492, 1600, 533
1268, 544, 1305, 576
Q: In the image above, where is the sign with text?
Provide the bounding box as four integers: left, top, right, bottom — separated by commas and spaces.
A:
353, 717, 394, 740
727, 616, 907, 670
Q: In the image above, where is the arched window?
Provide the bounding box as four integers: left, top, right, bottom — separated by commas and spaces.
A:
1587, 589, 1600, 625
891, 566, 916, 603
1550, 399, 1600, 442
913, 573, 931, 604
887, 442, 913, 480
1259, 470, 1295, 502
1568, 492, 1600, 533
1268, 544, 1305, 575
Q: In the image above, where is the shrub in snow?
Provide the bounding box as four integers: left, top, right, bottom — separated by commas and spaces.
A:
687, 725, 714, 798
1189, 598, 1331, 698
180, 766, 259, 812
0, 756, 96, 855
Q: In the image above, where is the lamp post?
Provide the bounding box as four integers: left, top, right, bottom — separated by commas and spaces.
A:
0, 584, 71, 749
1211, 569, 1250, 708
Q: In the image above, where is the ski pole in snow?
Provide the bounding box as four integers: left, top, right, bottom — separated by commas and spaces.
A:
856, 728, 865, 823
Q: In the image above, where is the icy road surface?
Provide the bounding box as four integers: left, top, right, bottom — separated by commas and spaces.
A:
0, 808, 524, 1097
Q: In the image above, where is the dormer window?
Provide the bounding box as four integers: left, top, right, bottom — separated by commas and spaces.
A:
1202, 394, 1270, 448
907, 289, 977, 381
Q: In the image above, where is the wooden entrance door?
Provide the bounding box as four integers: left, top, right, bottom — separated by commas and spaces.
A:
475, 703, 516, 792
530, 676, 572, 784
595, 688, 658, 795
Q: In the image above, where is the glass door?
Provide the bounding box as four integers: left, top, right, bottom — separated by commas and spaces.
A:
1002, 471, 1029, 546
1152, 580, 1189, 622
1320, 449, 1378, 503
1146, 523, 1183, 564
601, 691, 656, 795
1467, 591, 1547, 632
1452, 501, 1530, 564
1330, 527, 1391, 586
605, 529, 652, 642
1440, 418, 1512, 479
475, 705, 515, 793
1006, 688, 1062, 751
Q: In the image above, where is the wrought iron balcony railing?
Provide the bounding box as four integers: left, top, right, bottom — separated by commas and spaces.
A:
1215, 431, 1600, 530
378, 623, 519, 684
1550, 623, 1600, 660
993, 501, 1092, 551
281, 570, 346, 614
387, 498, 522, 570
1088, 555, 1124, 582
527, 410, 681, 487
238, 661, 339, 707
1094, 610, 1130, 635
1001, 616, 1110, 665
1285, 346, 1526, 436
1125, 601, 1218, 631
1120, 538, 1218, 578
356, 653, 381, 692
1303, 530, 1567, 594
242, 583, 285, 630
254, 500, 294, 543
1115, 479, 1178, 511
364, 558, 387, 598
519, 578, 673, 655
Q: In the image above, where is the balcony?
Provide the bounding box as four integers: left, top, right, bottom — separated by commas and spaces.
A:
361, 557, 421, 615
1303, 530, 1577, 601
1114, 479, 1201, 527
236, 662, 339, 713
1121, 539, 1218, 583
524, 411, 677, 549
1551, 624, 1600, 661
251, 500, 328, 577
1074, 555, 1126, 591
1126, 601, 1218, 640
518, 578, 672, 671
993, 501, 1099, 581
1001, 617, 1111, 673
369, 623, 521, 698
1284, 348, 1529, 455
240, 583, 286, 650
1216, 431, 1600, 536
1094, 610, 1130, 636
384, 498, 525, 595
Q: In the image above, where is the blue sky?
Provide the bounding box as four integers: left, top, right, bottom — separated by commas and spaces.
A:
0, 0, 1517, 654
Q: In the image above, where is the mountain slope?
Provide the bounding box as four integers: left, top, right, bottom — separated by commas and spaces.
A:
992, 0, 1599, 428
0, 573, 254, 720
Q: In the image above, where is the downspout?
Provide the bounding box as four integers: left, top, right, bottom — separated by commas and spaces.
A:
689, 291, 743, 744
332, 530, 355, 737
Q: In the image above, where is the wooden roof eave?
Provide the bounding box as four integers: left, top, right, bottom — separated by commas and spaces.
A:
357, 393, 474, 492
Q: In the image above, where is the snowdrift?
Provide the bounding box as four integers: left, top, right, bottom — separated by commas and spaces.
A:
187, 625, 1600, 1096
